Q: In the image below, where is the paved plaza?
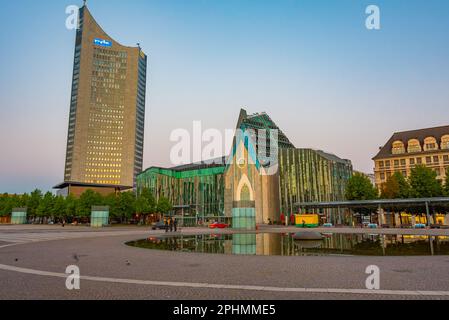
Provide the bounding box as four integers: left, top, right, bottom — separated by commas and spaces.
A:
1, 225, 449, 300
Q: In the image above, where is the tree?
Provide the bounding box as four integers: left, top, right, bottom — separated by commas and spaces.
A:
381, 172, 411, 199
157, 196, 173, 215
345, 173, 378, 200
76, 190, 104, 217
36, 192, 55, 218
65, 194, 77, 218
409, 165, 443, 198
114, 192, 136, 223
104, 193, 119, 219
135, 188, 156, 215
445, 167, 449, 197
19, 193, 30, 208
0, 194, 21, 217
52, 196, 66, 218
0, 194, 7, 216
27, 189, 43, 217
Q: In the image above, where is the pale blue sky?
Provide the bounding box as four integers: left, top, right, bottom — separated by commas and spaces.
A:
1, 0, 449, 193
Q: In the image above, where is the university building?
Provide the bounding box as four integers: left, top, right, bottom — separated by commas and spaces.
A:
373, 125, 449, 190
137, 109, 353, 226
55, 4, 147, 197
137, 158, 226, 221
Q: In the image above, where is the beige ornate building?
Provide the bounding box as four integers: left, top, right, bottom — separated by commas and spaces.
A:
373, 126, 449, 190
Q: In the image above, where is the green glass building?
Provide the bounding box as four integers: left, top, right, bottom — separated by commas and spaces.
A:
279, 148, 353, 220
136, 158, 226, 220
137, 109, 353, 226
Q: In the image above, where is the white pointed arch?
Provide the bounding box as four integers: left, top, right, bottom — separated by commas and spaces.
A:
235, 174, 254, 201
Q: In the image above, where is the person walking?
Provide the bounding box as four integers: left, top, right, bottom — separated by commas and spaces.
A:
169, 218, 174, 232
164, 217, 169, 233
174, 218, 178, 232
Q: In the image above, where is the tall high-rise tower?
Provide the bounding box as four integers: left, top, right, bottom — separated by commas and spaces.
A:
56, 4, 147, 196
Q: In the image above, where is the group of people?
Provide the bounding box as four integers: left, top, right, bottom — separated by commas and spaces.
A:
163, 217, 178, 232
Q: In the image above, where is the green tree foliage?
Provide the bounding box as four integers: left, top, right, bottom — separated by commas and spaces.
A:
114, 192, 136, 222
381, 172, 411, 199
76, 190, 103, 217
0, 194, 7, 216
157, 196, 173, 214
52, 196, 66, 218
345, 173, 378, 200
444, 167, 449, 197
0, 193, 21, 216
135, 188, 156, 215
27, 189, 43, 217
36, 192, 55, 217
104, 193, 119, 218
409, 165, 443, 198
0, 188, 159, 223
19, 193, 30, 208
65, 194, 77, 218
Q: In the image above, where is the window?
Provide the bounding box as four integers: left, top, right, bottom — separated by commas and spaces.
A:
378, 161, 384, 169
394, 160, 400, 167
385, 160, 391, 168
407, 139, 422, 153
434, 156, 439, 164
424, 137, 438, 151
417, 158, 422, 164
444, 155, 449, 163
410, 158, 415, 165
426, 143, 436, 150
426, 157, 432, 164
402, 170, 407, 177
441, 135, 449, 150
435, 168, 441, 176
392, 141, 405, 154
380, 173, 385, 180
400, 159, 406, 166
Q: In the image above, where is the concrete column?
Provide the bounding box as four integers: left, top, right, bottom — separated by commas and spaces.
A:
378, 205, 384, 226
394, 213, 401, 227
425, 202, 431, 227
411, 215, 416, 227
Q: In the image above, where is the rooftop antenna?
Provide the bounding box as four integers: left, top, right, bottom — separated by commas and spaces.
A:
137, 43, 141, 49
83, 0, 87, 7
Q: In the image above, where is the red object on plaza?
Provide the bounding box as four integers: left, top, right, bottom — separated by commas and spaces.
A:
209, 222, 229, 229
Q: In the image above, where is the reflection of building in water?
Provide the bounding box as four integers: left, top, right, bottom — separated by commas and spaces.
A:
256, 233, 282, 256
139, 233, 449, 256
232, 234, 256, 255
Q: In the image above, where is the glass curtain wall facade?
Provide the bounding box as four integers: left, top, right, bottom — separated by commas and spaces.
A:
137, 166, 225, 217
279, 148, 353, 217
138, 109, 354, 226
